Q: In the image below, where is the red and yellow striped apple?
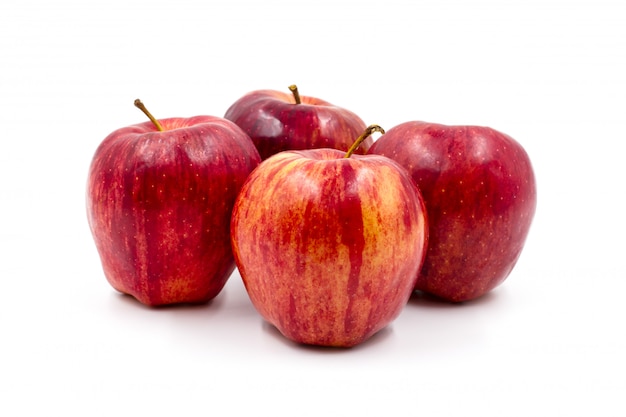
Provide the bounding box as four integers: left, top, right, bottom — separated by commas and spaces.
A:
368, 121, 536, 302
224, 85, 372, 160
86, 100, 261, 306
230, 126, 428, 347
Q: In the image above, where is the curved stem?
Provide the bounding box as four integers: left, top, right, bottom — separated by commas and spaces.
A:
134, 99, 164, 131
344, 125, 385, 158
288, 84, 302, 104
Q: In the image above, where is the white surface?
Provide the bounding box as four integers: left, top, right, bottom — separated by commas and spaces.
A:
1, 0, 624, 415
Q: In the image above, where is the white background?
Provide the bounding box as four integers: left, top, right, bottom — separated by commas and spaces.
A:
1, 0, 624, 415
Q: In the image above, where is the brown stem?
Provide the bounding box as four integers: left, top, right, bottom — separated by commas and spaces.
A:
134, 99, 164, 131
288, 84, 302, 104
344, 125, 385, 158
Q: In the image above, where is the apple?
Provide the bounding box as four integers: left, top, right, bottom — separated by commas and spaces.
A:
224, 84, 372, 160
86, 100, 261, 306
230, 125, 428, 347
368, 121, 536, 302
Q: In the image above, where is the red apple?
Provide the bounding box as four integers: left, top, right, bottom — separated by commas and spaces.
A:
224, 84, 372, 160
86, 100, 261, 306
368, 121, 536, 302
230, 126, 428, 347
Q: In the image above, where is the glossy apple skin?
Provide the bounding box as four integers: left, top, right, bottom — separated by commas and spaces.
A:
224, 89, 372, 160
87, 117, 261, 306
368, 121, 536, 302
230, 149, 428, 347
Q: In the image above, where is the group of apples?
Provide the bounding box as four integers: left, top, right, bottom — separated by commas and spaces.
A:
86, 85, 537, 348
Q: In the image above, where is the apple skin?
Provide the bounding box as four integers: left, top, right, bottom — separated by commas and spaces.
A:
87, 116, 261, 306
230, 149, 428, 347
368, 121, 536, 303
224, 88, 372, 160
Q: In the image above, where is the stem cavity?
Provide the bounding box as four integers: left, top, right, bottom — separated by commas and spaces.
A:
344, 125, 385, 158
134, 99, 164, 131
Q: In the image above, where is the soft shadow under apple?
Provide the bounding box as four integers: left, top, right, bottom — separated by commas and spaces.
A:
407, 289, 501, 310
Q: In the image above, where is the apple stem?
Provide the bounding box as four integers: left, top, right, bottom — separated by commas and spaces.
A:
288, 84, 302, 104
344, 125, 385, 158
134, 99, 164, 132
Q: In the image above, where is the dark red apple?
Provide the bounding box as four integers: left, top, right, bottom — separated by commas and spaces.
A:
224, 84, 372, 160
230, 126, 428, 347
368, 121, 536, 302
86, 100, 261, 306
